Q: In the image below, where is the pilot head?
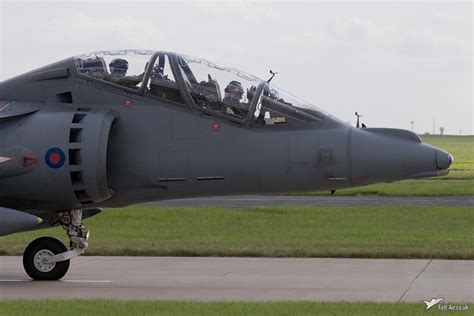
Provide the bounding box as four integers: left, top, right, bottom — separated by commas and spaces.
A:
225, 81, 244, 101
109, 58, 129, 76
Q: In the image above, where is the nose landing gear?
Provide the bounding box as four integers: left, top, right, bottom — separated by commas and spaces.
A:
23, 236, 70, 280
22, 209, 89, 280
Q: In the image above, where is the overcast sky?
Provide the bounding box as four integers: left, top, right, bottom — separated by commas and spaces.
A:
0, 1, 472, 134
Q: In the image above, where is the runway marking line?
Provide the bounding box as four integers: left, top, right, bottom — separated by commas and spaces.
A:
63, 280, 112, 283
0, 279, 112, 283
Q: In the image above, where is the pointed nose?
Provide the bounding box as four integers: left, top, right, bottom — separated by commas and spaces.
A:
436, 149, 454, 170
350, 128, 451, 184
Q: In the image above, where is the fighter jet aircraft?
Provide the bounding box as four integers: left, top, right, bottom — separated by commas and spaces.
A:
0, 50, 453, 280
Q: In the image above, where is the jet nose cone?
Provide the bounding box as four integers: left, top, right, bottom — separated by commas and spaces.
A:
350, 128, 444, 183
436, 149, 454, 170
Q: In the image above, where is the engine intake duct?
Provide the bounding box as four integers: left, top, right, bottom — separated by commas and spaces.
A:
67, 108, 117, 205
0, 103, 117, 210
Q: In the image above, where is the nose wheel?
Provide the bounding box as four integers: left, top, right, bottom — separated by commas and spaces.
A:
22, 209, 89, 280
23, 237, 70, 280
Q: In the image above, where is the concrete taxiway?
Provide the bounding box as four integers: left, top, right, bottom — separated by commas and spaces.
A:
1, 256, 472, 302
148, 195, 474, 208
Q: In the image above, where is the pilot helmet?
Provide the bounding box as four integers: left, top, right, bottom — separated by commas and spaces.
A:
109, 58, 129, 76
225, 81, 244, 99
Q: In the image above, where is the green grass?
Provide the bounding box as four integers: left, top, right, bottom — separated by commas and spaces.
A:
303, 179, 474, 196
421, 135, 474, 177
1, 205, 472, 259
0, 300, 470, 316
302, 135, 474, 196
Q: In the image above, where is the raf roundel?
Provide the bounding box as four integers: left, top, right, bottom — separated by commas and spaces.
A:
45, 148, 66, 169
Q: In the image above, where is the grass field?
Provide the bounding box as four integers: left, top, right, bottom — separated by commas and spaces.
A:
303, 135, 474, 196
422, 135, 474, 176
1, 205, 472, 259
302, 179, 474, 196
0, 300, 470, 316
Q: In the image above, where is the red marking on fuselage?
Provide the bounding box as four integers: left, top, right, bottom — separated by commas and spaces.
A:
354, 175, 368, 183
212, 123, 221, 132
124, 99, 134, 108
22, 155, 38, 168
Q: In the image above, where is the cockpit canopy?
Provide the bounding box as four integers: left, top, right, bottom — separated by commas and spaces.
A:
75, 50, 327, 127
75, 50, 153, 90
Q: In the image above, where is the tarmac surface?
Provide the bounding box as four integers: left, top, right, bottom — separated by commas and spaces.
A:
1, 256, 473, 302
147, 195, 474, 208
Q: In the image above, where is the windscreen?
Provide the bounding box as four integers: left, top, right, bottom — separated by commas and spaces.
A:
251, 84, 326, 127
177, 55, 262, 120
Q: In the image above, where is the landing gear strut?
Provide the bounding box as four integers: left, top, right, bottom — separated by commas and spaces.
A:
23, 209, 89, 280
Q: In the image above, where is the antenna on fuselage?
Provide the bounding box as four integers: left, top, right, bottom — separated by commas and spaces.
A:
355, 112, 363, 128
267, 70, 278, 83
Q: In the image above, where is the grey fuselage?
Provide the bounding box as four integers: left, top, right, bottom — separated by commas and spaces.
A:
0, 51, 452, 216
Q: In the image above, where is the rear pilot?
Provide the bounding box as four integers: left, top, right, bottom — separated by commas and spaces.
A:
222, 81, 248, 117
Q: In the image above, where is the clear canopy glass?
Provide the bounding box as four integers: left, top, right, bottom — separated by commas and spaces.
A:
75, 50, 153, 90
177, 54, 261, 120
251, 84, 324, 126
74, 50, 327, 126
176, 54, 325, 125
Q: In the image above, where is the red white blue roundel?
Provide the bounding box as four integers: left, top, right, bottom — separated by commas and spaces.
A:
45, 147, 65, 169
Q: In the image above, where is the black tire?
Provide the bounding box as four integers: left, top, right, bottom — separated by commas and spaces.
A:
23, 237, 70, 280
